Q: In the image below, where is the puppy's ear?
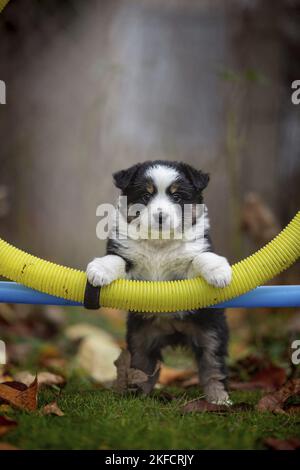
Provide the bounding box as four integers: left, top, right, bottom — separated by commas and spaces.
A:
180, 163, 210, 191
113, 163, 141, 191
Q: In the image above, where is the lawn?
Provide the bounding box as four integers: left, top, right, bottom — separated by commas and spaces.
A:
1, 304, 300, 450
2, 379, 300, 450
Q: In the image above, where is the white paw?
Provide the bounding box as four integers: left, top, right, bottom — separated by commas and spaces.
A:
197, 253, 232, 288
206, 389, 232, 406
86, 256, 125, 287
210, 396, 233, 407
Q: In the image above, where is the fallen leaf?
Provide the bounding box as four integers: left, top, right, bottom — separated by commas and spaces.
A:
182, 375, 199, 388
14, 371, 40, 387
0, 377, 38, 411
127, 368, 149, 386
0, 416, 18, 437
285, 404, 300, 415
182, 399, 228, 414
0, 381, 27, 393
0, 442, 20, 450
181, 399, 253, 414
257, 379, 300, 413
159, 366, 195, 386
114, 349, 160, 393
66, 324, 121, 382
230, 355, 280, 381
14, 371, 65, 388
114, 349, 131, 391
263, 437, 300, 450
230, 365, 287, 392
41, 401, 64, 416
0, 383, 23, 407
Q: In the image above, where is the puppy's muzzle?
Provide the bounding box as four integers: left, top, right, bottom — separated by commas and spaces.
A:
153, 209, 169, 227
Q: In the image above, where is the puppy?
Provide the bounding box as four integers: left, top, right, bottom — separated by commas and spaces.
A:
87, 160, 232, 405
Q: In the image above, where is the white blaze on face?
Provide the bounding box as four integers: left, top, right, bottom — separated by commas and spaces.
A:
141, 165, 182, 237
145, 165, 179, 193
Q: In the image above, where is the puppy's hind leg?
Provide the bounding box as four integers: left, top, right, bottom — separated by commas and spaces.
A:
126, 313, 162, 395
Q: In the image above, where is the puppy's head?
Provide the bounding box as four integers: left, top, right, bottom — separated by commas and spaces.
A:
113, 161, 209, 239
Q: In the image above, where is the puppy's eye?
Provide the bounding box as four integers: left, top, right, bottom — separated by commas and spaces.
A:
173, 193, 182, 202
142, 193, 151, 203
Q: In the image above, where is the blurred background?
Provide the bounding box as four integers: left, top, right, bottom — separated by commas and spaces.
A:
0, 0, 299, 388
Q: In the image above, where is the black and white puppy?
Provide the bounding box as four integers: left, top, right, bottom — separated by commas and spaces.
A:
87, 160, 232, 405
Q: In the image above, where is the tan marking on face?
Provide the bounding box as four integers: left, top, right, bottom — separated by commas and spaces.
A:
146, 183, 155, 194
169, 183, 179, 194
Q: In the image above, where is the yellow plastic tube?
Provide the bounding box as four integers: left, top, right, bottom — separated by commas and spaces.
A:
0, 211, 299, 312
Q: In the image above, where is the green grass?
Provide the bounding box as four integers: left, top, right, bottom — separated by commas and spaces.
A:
3, 378, 300, 450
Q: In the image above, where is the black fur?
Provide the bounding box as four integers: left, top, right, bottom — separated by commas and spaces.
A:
109, 160, 229, 398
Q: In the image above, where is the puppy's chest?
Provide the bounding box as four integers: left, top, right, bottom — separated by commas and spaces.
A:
120, 240, 195, 281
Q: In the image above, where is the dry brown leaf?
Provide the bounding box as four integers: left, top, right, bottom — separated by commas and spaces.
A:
66, 324, 121, 382
0, 381, 27, 393
114, 349, 131, 391
0, 377, 38, 411
41, 401, 64, 416
0, 383, 22, 406
158, 366, 195, 386
182, 399, 253, 414
230, 365, 287, 392
0, 442, 20, 450
263, 437, 300, 450
257, 379, 300, 413
285, 404, 300, 415
182, 399, 228, 414
182, 375, 199, 388
0, 415, 18, 437
38, 372, 65, 387
127, 368, 149, 385
14, 371, 65, 388
114, 349, 160, 393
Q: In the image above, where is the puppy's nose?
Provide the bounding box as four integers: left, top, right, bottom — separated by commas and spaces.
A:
153, 210, 169, 226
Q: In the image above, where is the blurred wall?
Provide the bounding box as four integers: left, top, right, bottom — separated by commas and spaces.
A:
0, 0, 299, 269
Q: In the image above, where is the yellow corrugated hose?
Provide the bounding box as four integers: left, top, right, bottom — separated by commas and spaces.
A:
0, 0, 10, 14
0, 211, 299, 312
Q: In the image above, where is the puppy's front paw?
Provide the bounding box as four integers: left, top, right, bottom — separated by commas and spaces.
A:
196, 253, 232, 288
86, 256, 126, 287
210, 395, 233, 407
204, 381, 232, 406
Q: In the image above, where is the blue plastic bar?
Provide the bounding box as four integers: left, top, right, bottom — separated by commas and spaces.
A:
0, 282, 81, 306
0, 282, 299, 308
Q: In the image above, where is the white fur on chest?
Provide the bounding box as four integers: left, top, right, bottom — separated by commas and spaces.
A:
117, 238, 209, 281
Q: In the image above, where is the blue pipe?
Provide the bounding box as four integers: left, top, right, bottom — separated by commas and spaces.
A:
0, 282, 81, 306
0, 282, 299, 308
